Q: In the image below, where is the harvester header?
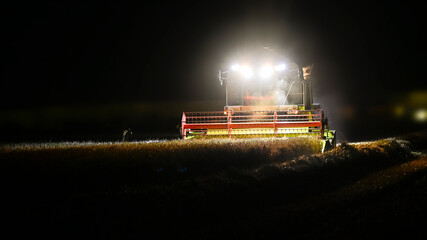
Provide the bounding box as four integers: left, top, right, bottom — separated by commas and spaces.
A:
181, 48, 336, 150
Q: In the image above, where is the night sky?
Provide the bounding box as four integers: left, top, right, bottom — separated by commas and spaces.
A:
3, 1, 424, 141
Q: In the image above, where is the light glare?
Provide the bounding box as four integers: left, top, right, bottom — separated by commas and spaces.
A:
274, 63, 287, 71
414, 109, 427, 122
259, 65, 274, 79
240, 66, 253, 79
230, 64, 240, 71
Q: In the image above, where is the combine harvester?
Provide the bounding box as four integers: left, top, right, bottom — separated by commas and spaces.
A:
181, 48, 336, 151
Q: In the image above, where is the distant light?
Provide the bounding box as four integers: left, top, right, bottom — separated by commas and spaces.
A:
414, 109, 427, 122
274, 63, 287, 72
259, 65, 273, 79
240, 66, 253, 79
230, 64, 240, 71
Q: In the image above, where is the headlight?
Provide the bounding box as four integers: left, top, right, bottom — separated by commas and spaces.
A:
259, 65, 273, 79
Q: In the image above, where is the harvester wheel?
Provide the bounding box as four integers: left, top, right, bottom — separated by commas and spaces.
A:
332, 132, 337, 148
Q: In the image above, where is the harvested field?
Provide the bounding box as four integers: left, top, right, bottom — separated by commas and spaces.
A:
1, 132, 426, 239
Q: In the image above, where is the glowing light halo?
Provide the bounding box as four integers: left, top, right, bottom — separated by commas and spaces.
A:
274, 63, 287, 71
229, 62, 286, 79
259, 65, 274, 79
240, 65, 253, 79
230, 64, 240, 71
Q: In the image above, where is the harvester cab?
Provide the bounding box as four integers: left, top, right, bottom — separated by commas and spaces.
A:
181, 48, 336, 151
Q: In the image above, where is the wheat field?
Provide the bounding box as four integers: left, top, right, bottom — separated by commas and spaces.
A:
1, 132, 426, 239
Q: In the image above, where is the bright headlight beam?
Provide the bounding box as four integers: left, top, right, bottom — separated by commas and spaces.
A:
259, 65, 273, 79
240, 66, 253, 79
